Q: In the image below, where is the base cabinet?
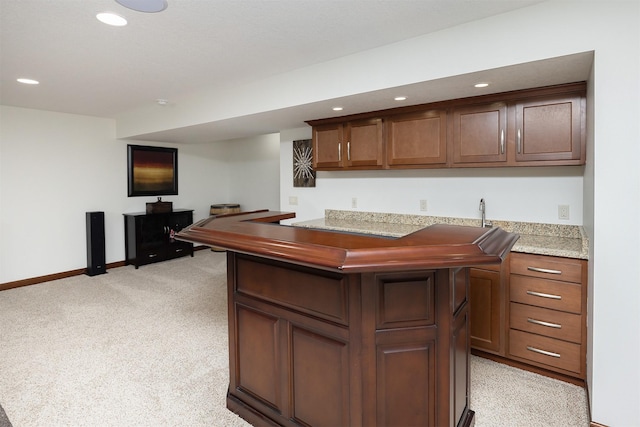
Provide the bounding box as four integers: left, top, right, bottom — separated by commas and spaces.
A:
508, 253, 587, 378
470, 264, 505, 355
470, 252, 587, 381
124, 209, 194, 268
227, 253, 474, 427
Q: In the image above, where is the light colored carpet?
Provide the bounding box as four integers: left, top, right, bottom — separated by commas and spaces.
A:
0, 250, 589, 426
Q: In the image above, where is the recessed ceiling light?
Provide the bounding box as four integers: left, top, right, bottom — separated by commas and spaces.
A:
332, 107, 343, 111
116, 0, 168, 13
394, 96, 407, 101
96, 12, 128, 26
17, 78, 39, 85
156, 99, 169, 105
474, 83, 489, 88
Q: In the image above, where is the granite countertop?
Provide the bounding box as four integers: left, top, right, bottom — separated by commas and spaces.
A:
293, 210, 589, 260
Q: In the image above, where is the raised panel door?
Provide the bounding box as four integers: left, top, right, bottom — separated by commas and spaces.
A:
291, 326, 349, 426
313, 123, 344, 169
235, 306, 282, 410
346, 118, 384, 168
376, 339, 436, 427
515, 95, 583, 163
469, 267, 503, 354
452, 102, 507, 164
387, 110, 447, 166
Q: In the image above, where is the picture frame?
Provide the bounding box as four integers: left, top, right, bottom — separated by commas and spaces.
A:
127, 145, 178, 197
293, 139, 316, 187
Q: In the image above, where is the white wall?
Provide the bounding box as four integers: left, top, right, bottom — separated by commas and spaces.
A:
218, 133, 281, 212
0, 106, 231, 283
278, 2, 640, 425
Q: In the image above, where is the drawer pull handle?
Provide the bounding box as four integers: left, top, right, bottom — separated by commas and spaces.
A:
527, 317, 562, 329
148, 254, 158, 258
527, 266, 562, 275
526, 290, 562, 300
527, 346, 561, 358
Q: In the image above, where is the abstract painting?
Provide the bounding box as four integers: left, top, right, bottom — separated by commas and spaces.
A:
127, 145, 178, 196
293, 139, 315, 187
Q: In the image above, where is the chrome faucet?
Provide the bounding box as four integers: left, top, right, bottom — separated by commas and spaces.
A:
479, 198, 492, 228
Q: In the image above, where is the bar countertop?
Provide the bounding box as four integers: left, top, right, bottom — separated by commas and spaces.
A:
293, 210, 588, 260
176, 209, 520, 273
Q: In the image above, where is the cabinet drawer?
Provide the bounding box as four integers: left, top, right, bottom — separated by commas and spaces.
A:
509, 303, 581, 344
510, 253, 583, 283
510, 275, 581, 314
138, 249, 164, 262
509, 329, 581, 374
166, 242, 191, 257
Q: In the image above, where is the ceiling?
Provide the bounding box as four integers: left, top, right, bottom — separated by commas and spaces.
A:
1, 0, 592, 143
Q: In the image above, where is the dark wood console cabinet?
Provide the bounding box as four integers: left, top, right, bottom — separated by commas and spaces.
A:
124, 209, 194, 268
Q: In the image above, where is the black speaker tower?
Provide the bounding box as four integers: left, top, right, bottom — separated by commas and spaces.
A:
86, 211, 106, 276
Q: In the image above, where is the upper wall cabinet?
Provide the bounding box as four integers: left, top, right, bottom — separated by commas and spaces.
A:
386, 109, 447, 167
451, 102, 508, 165
306, 82, 586, 171
312, 122, 342, 169
514, 94, 584, 165
312, 118, 383, 170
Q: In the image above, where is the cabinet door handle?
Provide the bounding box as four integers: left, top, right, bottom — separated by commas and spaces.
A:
527, 317, 562, 329
526, 290, 562, 300
338, 142, 342, 162
347, 141, 351, 161
500, 129, 505, 154
176, 248, 183, 252
527, 266, 562, 275
517, 128, 522, 153
527, 346, 561, 358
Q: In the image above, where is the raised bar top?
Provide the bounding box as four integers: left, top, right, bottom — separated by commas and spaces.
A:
176, 210, 519, 273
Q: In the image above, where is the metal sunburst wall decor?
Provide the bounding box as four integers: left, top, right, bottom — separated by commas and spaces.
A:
293, 139, 316, 187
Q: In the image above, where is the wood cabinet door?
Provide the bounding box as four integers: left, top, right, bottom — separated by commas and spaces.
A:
452, 102, 507, 164
515, 94, 583, 163
313, 123, 344, 169
470, 267, 503, 354
386, 110, 447, 166
345, 118, 384, 168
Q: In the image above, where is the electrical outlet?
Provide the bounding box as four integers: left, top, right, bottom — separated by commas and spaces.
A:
558, 205, 570, 220
420, 199, 428, 212
351, 197, 358, 209
289, 196, 298, 205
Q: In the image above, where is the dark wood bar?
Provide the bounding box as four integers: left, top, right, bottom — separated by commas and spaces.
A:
176, 210, 518, 427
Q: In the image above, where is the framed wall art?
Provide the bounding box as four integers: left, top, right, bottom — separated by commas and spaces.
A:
127, 145, 178, 197
293, 139, 315, 187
